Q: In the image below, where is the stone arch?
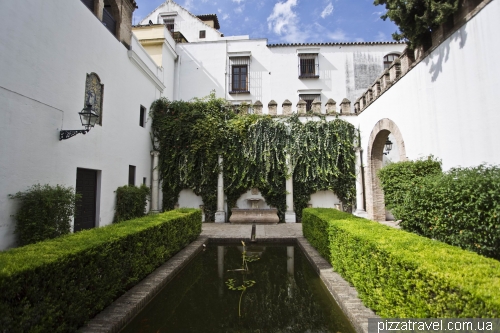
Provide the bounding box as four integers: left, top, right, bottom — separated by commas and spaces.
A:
365, 118, 407, 221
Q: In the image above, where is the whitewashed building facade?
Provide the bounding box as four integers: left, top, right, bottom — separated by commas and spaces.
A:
0, 0, 497, 249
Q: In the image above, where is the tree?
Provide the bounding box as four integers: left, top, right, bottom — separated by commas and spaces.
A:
374, 0, 459, 49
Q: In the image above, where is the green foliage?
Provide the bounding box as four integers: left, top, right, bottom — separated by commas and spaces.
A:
378, 156, 442, 211
380, 162, 500, 260
303, 208, 500, 317
0, 209, 201, 333
114, 184, 151, 223
9, 184, 80, 246
374, 0, 459, 48
150, 93, 357, 221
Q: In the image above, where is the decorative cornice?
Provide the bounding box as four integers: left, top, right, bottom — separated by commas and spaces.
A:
127, 50, 165, 92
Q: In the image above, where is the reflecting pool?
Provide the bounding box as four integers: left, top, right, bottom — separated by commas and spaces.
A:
122, 243, 355, 333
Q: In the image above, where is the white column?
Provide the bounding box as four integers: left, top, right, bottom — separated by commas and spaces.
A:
287, 246, 294, 275
285, 154, 296, 223
150, 151, 160, 213
215, 154, 226, 223
218, 245, 225, 296
354, 147, 367, 218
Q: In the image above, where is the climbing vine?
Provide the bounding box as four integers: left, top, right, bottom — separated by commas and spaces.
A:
150, 93, 357, 221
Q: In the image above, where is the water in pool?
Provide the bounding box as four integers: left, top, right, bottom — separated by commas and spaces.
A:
121, 242, 356, 333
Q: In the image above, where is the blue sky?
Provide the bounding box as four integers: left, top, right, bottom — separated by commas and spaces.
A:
133, 0, 400, 44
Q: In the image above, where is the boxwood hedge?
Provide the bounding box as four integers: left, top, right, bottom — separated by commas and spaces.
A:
0, 209, 201, 333
302, 208, 500, 318
379, 161, 500, 260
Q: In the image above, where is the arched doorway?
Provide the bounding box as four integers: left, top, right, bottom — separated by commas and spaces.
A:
365, 119, 407, 221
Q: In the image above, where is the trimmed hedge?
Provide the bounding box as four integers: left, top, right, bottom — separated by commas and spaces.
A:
303, 208, 500, 318
0, 209, 201, 333
379, 161, 500, 260
114, 184, 150, 223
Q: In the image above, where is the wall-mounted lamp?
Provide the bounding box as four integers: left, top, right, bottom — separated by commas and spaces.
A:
60, 104, 99, 140
383, 138, 393, 155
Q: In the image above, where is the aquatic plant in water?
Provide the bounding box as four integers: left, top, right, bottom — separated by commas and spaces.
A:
225, 241, 259, 317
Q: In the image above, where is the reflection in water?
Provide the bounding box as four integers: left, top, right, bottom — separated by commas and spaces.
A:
122, 243, 355, 333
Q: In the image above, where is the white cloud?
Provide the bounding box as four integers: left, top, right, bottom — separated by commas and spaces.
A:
328, 29, 348, 42
320, 3, 334, 19
218, 8, 222, 13
232, 0, 244, 3
183, 0, 194, 11
267, 0, 298, 35
222, 14, 229, 20
235, 5, 244, 13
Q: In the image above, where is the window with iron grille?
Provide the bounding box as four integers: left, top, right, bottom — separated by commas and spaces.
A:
229, 56, 250, 94
298, 53, 319, 78
299, 94, 321, 111
163, 18, 174, 32
383, 53, 400, 69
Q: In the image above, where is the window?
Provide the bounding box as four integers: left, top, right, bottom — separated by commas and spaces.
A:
299, 94, 321, 112
128, 165, 136, 186
383, 53, 400, 69
139, 105, 146, 127
163, 18, 174, 31
298, 53, 319, 78
81, 0, 94, 12
143, 177, 147, 185
199, 30, 206, 38
102, 0, 117, 36
229, 56, 250, 94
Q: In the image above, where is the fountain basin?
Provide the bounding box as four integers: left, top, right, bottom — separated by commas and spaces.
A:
229, 208, 279, 224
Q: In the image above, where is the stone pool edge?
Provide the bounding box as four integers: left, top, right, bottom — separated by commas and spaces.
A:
79, 235, 378, 333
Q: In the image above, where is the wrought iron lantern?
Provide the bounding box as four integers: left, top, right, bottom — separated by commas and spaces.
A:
383, 138, 393, 155
60, 103, 99, 140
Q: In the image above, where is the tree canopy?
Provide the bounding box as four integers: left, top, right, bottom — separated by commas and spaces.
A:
374, 0, 459, 49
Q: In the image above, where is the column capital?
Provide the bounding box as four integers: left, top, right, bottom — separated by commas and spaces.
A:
151, 150, 160, 157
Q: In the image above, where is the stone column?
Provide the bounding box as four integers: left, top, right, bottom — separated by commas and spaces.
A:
285, 155, 296, 223
287, 246, 294, 275
150, 151, 160, 213
215, 155, 226, 223
218, 245, 225, 296
354, 148, 367, 218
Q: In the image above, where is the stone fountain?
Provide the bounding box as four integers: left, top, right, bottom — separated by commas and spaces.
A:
229, 188, 279, 224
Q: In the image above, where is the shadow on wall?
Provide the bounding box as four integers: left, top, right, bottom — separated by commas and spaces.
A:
179, 48, 224, 99
427, 24, 468, 82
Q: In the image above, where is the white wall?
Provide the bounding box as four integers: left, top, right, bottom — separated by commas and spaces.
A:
356, 0, 500, 171
175, 39, 405, 110
308, 191, 341, 208
140, 1, 222, 43
0, 0, 171, 249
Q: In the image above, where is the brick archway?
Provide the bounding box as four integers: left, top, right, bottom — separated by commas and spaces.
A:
365, 119, 407, 221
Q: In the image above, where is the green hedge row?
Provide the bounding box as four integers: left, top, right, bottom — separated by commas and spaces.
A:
302, 208, 500, 318
0, 209, 202, 333
379, 161, 500, 260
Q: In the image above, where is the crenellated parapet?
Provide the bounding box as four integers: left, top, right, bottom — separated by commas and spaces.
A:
241, 97, 357, 117
356, 0, 490, 115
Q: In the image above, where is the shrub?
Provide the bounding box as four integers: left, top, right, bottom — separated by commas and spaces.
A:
302, 208, 500, 318
378, 156, 442, 212
0, 209, 201, 333
9, 184, 80, 246
379, 160, 500, 260
114, 184, 150, 222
